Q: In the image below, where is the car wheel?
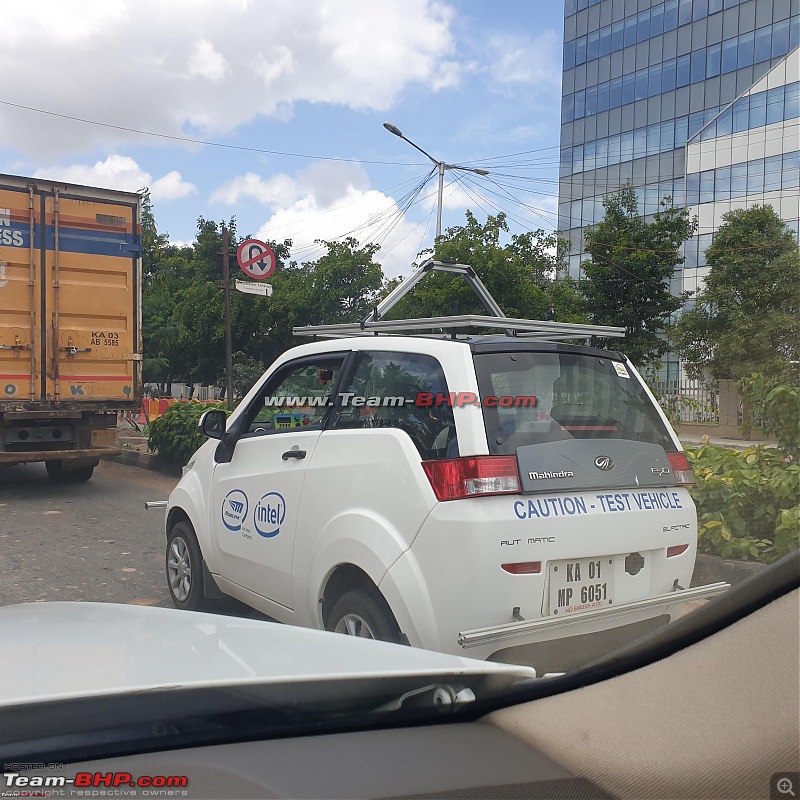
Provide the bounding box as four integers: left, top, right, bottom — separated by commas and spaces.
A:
45, 460, 94, 482
166, 521, 208, 611
326, 589, 401, 643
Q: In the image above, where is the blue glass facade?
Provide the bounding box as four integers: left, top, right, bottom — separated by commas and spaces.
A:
558, 0, 800, 382
558, 0, 800, 282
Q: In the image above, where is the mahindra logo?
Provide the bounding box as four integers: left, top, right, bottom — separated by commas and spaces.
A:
594, 455, 614, 471
528, 470, 575, 480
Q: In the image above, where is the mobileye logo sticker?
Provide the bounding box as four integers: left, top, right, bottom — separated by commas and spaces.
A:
594, 455, 614, 471
222, 489, 248, 531
254, 492, 286, 538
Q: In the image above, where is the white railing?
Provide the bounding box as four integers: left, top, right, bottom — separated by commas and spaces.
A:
652, 380, 720, 424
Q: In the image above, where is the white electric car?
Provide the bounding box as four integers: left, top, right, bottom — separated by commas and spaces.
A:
163, 261, 728, 670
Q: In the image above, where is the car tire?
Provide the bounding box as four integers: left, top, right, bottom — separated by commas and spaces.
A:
166, 520, 209, 611
45, 460, 94, 482
326, 588, 402, 643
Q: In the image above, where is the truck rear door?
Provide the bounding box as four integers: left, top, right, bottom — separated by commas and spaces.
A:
43, 190, 140, 404
0, 183, 38, 402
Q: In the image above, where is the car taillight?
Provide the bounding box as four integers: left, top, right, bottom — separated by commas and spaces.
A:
667, 451, 695, 485
667, 544, 690, 557
421, 456, 521, 501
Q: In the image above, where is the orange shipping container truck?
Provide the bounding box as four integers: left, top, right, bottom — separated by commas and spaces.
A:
0, 174, 142, 482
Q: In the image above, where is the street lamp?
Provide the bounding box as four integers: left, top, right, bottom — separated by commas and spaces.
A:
383, 122, 489, 239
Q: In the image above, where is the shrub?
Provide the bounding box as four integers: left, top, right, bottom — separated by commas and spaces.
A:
737, 370, 800, 459
687, 445, 800, 563
148, 400, 229, 465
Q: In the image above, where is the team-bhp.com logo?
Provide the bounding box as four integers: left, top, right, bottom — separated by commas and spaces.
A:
2, 771, 189, 790
222, 489, 248, 531
262, 392, 539, 409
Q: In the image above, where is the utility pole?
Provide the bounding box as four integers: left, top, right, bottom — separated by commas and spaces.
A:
222, 225, 234, 410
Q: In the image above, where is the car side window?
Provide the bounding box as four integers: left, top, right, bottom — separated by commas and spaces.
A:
332, 351, 457, 459
241, 356, 344, 437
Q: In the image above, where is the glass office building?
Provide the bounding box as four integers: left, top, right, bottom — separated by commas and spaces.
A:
558, 0, 800, 379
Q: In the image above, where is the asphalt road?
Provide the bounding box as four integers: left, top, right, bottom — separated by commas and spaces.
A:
0, 460, 179, 607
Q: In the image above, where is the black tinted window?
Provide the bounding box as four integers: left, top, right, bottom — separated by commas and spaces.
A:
474, 351, 675, 455
332, 351, 457, 459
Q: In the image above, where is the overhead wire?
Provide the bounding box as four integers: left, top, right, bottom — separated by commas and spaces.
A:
0, 98, 428, 167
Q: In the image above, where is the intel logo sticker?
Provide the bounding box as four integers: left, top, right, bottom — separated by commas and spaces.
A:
222, 489, 248, 531
254, 492, 286, 538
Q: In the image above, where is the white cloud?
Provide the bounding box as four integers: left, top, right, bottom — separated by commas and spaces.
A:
486, 31, 561, 92
187, 39, 229, 82
151, 170, 198, 200
34, 155, 196, 200
0, 0, 460, 157
212, 162, 423, 277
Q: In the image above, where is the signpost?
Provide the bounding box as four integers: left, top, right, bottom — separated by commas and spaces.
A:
235, 280, 273, 297
220, 235, 276, 410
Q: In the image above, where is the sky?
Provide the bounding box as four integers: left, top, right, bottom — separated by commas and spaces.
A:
0, 0, 566, 278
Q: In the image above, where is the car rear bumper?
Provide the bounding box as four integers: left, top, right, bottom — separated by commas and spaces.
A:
457, 581, 730, 650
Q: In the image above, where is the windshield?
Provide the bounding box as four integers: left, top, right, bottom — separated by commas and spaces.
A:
474, 351, 676, 455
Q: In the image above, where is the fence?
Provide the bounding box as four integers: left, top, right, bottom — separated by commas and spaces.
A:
651, 380, 720, 424
143, 383, 223, 401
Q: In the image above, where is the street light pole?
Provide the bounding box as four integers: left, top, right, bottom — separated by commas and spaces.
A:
383, 122, 488, 244
436, 161, 445, 239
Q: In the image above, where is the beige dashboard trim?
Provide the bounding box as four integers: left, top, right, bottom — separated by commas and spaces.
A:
487, 589, 800, 800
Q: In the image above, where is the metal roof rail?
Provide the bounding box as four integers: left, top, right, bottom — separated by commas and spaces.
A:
293, 258, 625, 341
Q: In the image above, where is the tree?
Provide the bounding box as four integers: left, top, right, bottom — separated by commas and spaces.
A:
386, 211, 586, 323
580, 184, 697, 368
260, 238, 386, 362
141, 191, 192, 392
172, 217, 293, 385
672, 204, 800, 380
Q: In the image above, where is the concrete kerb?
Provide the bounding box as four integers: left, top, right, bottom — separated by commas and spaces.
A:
103, 448, 182, 477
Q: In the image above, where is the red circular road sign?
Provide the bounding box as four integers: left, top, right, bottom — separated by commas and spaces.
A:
236, 238, 276, 280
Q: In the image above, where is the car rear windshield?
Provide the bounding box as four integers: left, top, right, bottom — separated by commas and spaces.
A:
473, 351, 676, 455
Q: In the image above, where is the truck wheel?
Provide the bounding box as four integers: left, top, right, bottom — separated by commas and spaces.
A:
326, 589, 401, 643
45, 460, 94, 482
166, 521, 209, 611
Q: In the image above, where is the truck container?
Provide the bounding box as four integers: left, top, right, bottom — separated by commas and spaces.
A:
0, 174, 142, 481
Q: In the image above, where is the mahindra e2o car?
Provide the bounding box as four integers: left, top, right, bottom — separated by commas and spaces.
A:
164, 334, 726, 670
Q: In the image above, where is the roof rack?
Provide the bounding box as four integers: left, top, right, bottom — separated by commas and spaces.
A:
293, 259, 625, 342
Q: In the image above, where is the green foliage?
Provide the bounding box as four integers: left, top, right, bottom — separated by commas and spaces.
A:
580, 184, 697, 369
386, 212, 587, 324
672, 205, 800, 380
148, 400, 229, 465
687, 445, 800, 563
218, 352, 266, 399
738, 368, 800, 459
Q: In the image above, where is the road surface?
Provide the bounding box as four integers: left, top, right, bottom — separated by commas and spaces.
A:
0, 460, 180, 607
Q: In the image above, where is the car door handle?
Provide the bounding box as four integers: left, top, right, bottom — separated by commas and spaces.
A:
282, 449, 307, 460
